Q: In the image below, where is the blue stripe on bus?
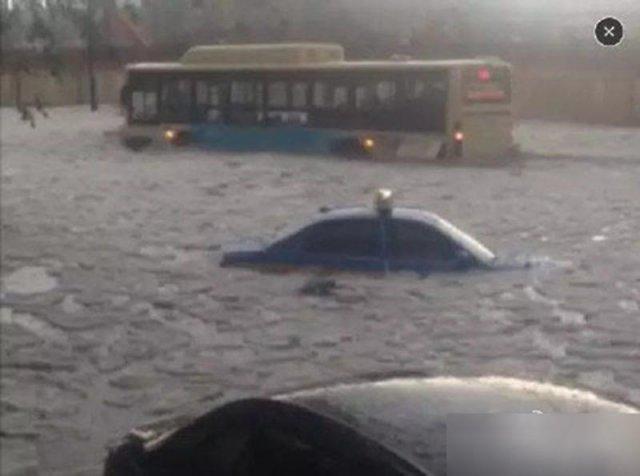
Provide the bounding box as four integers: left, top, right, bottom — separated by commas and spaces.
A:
190, 124, 351, 154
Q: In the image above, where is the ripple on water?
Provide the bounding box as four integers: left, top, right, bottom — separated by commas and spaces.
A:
523, 286, 556, 306
0, 307, 67, 343
577, 370, 617, 394
618, 300, 640, 313
524, 286, 586, 327
497, 253, 572, 273
532, 330, 566, 359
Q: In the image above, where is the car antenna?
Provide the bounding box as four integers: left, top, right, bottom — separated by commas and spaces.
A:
374, 189, 393, 216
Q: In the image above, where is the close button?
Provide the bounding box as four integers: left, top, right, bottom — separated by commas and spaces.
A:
595, 17, 624, 47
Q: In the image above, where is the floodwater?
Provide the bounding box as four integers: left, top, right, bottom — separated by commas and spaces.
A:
1, 107, 639, 474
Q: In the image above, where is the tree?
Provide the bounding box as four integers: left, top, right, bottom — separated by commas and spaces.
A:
1, 1, 53, 109
50, 0, 105, 111
2, 0, 107, 111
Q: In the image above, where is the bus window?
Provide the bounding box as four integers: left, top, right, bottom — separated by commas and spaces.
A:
131, 90, 158, 121
195, 81, 227, 123
267, 81, 309, 125
356, 81, 397, 112
230, 81, 263, 125
313, 82, 349, 110
129, 75, 158, 122
267, 81, 288, 108
376, 81, 396, 108
404, 76, 446, 102
313, 82, 330, 109
399, 73, 448, 133
161, 78, 191, 122
291, 82, 309, 109
209, 85, 222, 106
405, 80, 426, 100
355, 85, 376, 111
231, 81, 262, 107
196, 81, 223, 107
332, 86, 349, 110
196, 81, 208, 105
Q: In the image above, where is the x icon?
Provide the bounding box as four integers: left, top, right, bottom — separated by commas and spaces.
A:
595, 17, 623, 46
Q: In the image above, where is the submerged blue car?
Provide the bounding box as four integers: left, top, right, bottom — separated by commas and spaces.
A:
221, 190, 496, 274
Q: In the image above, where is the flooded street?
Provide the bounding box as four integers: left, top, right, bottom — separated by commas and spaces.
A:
1, 107, 640, 475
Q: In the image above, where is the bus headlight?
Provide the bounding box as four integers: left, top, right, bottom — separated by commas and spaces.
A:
164, 129, 177, 142
362, 138, 375, 150
163, 129, 191, 146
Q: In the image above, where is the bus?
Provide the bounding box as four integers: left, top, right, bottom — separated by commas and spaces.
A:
120, 43, 513, 160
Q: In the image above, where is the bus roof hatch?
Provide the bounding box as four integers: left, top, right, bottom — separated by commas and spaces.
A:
180, 43, 345, 66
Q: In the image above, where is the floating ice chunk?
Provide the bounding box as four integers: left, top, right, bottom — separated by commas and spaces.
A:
618, 300, 639, 312
61, 295, 84, 314
532, 330, 566, 359
553, 307, 586, 326
2, 266, 58, 294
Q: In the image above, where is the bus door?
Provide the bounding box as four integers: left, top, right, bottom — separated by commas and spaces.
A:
400, 71, 448, 134
396, 71, 449, 159
161, 77, 191, 123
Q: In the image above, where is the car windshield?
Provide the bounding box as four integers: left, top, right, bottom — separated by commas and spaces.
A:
432, 217, 496, 264
2, 1, 639, 475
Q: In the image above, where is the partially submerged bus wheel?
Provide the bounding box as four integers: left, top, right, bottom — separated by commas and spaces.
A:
163, 129, 192, 146
330, 137, 375, 159
123, 136, 152, 152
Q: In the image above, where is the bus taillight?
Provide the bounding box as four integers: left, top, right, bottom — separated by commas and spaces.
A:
454, 131, 464, 142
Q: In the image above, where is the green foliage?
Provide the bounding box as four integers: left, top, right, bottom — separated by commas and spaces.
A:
0, 4, 20, 36
121, 1, 141, 24
27, 11, 54, 43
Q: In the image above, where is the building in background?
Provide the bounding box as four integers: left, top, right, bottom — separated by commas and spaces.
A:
1, 0, 638, 124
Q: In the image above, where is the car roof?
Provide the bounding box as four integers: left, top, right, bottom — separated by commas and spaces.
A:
310, 207, 496, 263
279, 376, 639, 474
313, 206, 443, 225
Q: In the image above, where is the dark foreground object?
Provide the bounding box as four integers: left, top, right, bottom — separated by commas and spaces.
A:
104, 375, 637, 476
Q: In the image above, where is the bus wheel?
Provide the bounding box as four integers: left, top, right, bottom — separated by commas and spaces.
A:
124, 136, 152, 152
436, 143, 448, 159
